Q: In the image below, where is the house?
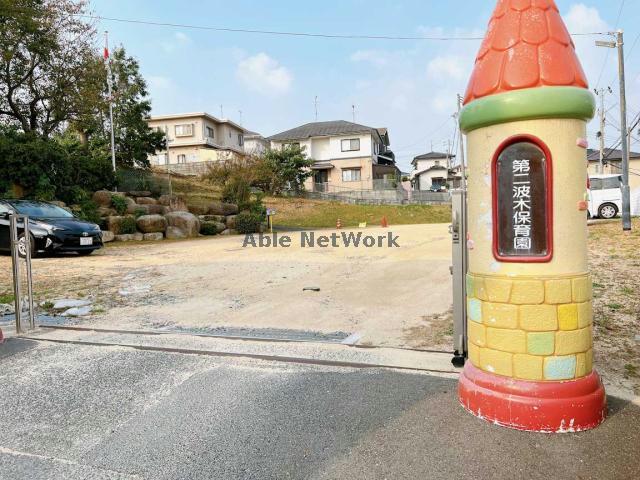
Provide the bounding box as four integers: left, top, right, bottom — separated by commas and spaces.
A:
267, 120, 398, 191
243, 130, 270, 156
411, 152, 459, 190
147, 112, 246, 169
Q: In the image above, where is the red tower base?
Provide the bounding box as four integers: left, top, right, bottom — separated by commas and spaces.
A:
458, 362, 607, 433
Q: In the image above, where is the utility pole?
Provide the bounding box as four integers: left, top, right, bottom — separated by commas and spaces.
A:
351, 104, 356, 123
314, 96, 318, 121
104, 32, 116, 175
457, 94, 467, 191
220, 105, 224, 119
238, 110, 243, 125
595, 87, 612, 173
596, 30, 631, 230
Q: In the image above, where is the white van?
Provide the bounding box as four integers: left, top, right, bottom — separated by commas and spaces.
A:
588, 174, 622, 219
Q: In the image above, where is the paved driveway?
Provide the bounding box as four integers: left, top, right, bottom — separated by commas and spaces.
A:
1, 339, 638, 480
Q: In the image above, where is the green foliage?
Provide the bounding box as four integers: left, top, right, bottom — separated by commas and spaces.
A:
235, 212, 263, 234
200, 222, 219, 236
221, 176, 251, 207
248, 192, 267, 220
133, 208, 147, 219
261, 145, 314, 195
118, 216, 137, 235
111, 195, 128, 215
77, 201, 101, 225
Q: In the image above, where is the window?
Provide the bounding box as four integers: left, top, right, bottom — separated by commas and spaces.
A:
238, 133, 244, 146
342, 168, 361, 182
341, 138, 360, 152
177, 154, 187, 164
175, 124, 193, 137
435, 160, 441, 166
205, 126, 215, 139
284, 142, 300, 150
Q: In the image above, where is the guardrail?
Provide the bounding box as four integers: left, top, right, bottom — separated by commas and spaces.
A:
9, 214, 35, 333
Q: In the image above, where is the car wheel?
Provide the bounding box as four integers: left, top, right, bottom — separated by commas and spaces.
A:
76, 250, 94, 256
598, 203, 618, 219
17, 233, 36, 259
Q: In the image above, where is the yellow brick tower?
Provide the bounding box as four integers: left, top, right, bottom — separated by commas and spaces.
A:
457, 0, 606, 432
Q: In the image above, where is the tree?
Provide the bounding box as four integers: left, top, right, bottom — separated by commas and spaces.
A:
261, 145, 314, 194
0, 0, 98, 137
75, 47, 165, 168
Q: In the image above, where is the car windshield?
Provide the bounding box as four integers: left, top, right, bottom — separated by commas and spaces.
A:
12, 201, 74, 218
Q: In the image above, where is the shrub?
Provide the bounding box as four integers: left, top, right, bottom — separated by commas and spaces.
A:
200, 222, 219, 236
77, 201, 101, 225
133, 208, 147, 219
111, 194, 128, 215
235, 212, 262, 234
118, 216, 138, 234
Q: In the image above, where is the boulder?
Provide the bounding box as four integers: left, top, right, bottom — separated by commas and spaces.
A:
136, 214, 167, 233
165, 226, 187, 240
208, 202, 239, 216
214, 222, 226, 234
225, 215, 237, 230
98, 206, 116, 217
107, 216, 127, 234
135, 196, 158, 205
164, 211, 200, 238
127, 203, 149, 215
188, 205, 209, 216
114, 234, 135, 242
200, 221, 224, 236
158, 194, 187, 212
147, 204, 166, 215
143, 232, 164, 241
133, 232, 144, 241
93, 190, 113, 207
101, 230, 115, 243
49, 200, 66, 208
220, 229, 238, 235
199, 214, 225, 223
127, 190, 152, 197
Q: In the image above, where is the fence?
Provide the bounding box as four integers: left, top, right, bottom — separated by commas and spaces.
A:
306, 183, 451, 205
116, 168, 171, 196
9, 214, 36, 334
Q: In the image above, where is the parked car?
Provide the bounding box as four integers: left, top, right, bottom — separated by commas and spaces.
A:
0, 200, 103, 257
588, 174, 622, 219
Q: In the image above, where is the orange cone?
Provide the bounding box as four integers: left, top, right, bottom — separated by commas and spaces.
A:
336, 218, 342, 229
381, 216, 389, 228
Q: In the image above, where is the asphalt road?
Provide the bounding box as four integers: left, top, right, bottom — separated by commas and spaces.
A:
1, 338, 638, 480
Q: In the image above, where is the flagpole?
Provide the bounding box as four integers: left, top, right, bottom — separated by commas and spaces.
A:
104, 31, 116, 175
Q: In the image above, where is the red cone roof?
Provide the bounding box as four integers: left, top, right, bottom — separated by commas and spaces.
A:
463, 0, 589, 105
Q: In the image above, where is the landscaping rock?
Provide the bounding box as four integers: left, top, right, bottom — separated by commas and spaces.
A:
165, 226, 187, 240
164, 211, 200, 238
127, 190, 152, 197
101, 231, 115, 243
199, 214, 225, 223
61, 306, 93, 317
135, 196, 158, 205
208, 202, 239, 216
147, 205, 166, 215
225, 215, 237, 230
143, 232, 164, 241
133, 232, 144, 241
53, 299, 92, 310
0, 304, 15, 316
220, 229, 238, 235
214, 222, 226, 234
126, 200, 147, 215
49, 200, 66, 208
114, 234, 135, 242
92, 190, 113, 207
136, 214, 167, 233
200, 221, 222, 236
98, 206, 116, 217
158, 194, 187, 212
188, 205, 209, 216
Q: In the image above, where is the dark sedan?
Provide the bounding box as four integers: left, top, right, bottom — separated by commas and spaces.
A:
0, 200, 103, 257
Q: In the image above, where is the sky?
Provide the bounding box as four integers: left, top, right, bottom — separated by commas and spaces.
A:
89, 0, 640, 172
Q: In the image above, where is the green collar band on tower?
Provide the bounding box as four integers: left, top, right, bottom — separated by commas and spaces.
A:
459, 86, 595, 133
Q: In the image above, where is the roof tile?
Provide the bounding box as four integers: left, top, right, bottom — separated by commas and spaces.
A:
463, 0, 588, 104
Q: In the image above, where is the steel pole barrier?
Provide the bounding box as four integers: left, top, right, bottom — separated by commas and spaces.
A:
23, 215, 35, 329
9, 214, 22, 333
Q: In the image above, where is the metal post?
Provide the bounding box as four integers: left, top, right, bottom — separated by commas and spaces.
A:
9, 214, 22, 333
616, 30, 632, 231
105, 31, 117, 176
457, 94, 467, 191
597, 88, 606, 174
450, 190, 467, 367
23, 216, 35, 330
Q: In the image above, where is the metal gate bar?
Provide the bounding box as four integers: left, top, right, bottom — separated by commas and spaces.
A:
9, 214, 36, 333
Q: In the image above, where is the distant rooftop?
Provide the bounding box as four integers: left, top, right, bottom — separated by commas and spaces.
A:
268, 120, 389, 145
587, 148, 640, 162
148, 112, 246, 132
411, 151, 455, 167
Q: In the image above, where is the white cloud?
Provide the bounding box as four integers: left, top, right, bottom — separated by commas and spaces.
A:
350, 50, 389, 67
236, 53, 292, 96
427, 55, 466, 81
160, 32, 192, 54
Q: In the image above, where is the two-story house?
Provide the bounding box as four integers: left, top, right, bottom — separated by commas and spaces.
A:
243, 130, 270, 156
268, 120, 398, 191
587, 148, 640, 215
147, 112, 246, 172
411, 151, 458, 191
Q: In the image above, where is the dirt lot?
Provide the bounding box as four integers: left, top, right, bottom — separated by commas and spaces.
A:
0, 224, 453, 349
1, 220, 638, 395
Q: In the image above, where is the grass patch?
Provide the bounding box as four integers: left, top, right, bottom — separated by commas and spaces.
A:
0, 293, 15, 304
265, 197, 451, 228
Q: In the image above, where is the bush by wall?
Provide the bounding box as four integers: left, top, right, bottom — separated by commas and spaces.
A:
235, 212, 262, 234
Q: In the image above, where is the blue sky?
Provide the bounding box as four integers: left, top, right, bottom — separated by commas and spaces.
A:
90, 0, 640, 171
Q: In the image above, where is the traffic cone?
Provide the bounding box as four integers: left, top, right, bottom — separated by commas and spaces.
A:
336, 218, 342, 229
381, 216, 389, 228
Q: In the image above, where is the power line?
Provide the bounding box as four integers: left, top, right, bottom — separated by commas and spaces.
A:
595, 0, 626, 89
70, 14, 607, 42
